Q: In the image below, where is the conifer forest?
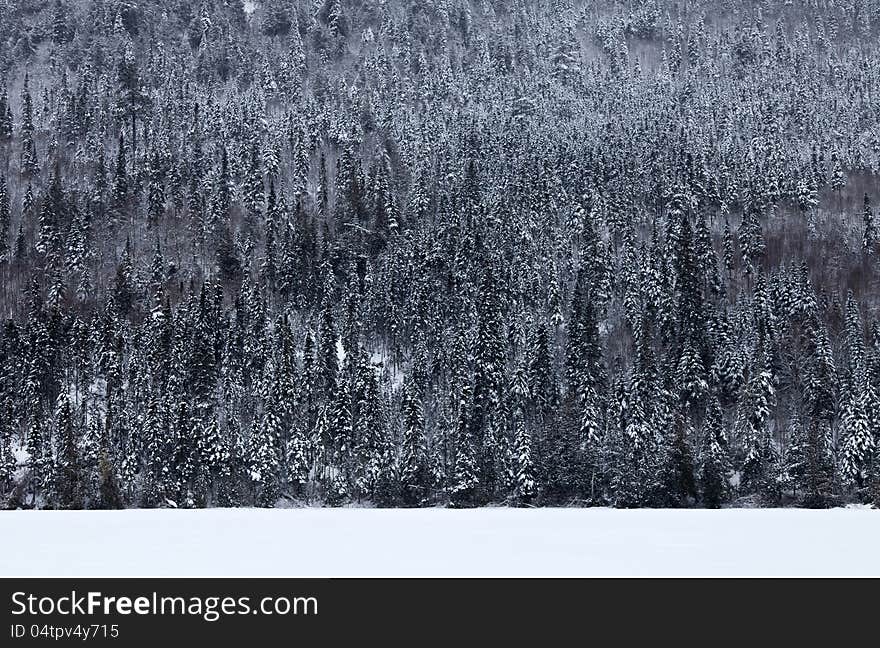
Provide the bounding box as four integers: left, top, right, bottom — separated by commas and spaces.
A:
0, 0, 879, 511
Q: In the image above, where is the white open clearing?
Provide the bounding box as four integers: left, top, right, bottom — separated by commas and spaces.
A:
2, 508, 878, 577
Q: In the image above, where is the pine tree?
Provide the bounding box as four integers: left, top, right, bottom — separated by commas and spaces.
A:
25, 414, 45, 507
51, 0, 70, 44
698, 398, 729, 507
796, 174, 819, 218
97, 417, 124, 511
286, 422, 310, 499
676, 337, 708, 408
566, 275, 605, 445
0, 176, 9, 263
251, 397, 282, 507
328, 0, 346, 38
37, 166, 65, 259
844, 291, 866, 379
324, 344, 354, 485
739, 204, 765, 273
261, 181, 279, 289
19, 72, 38, 177
694, 211, 722, 296
804, 317, 838, 428
317, 295, 339, 397
738, 337, 776, 496
0, 418, 16, 501
117, 40, 151, 156
839, 388, 874, 490
722, 217, 735, 277
450, 378, 478, 507
830, 153, 846, 195
244, 140, 264, 219
606, 365, 653, 507
670, 202, 706, 348
198, 414, 230, 504
112, 132, 129, 213
371, 154, 399, 252
550, 25, 581, 84
528, 324, 557, 419
800, 419, 835, 507
473, 261, 507, 495
113, 239, 136, 316
863, 193, 877, 255
262, 0, 292, 37
0, 84, 12, 141
512, 407, 536, 504
147, 147, 166, 226
652, 409, 697, 507
400, 378, 429, 505
54, 394, 82, 509
352, 352, 391, 501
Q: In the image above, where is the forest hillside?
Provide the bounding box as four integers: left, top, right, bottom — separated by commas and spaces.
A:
0, 0, 879, 509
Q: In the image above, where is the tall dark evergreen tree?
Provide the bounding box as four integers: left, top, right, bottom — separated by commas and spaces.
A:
19, 72, 38, 177
698, 398, 728, 507
863, 193, 877, 255
400, 378, 429, 505
0, 176, 10, 263
54, 394, 82, 509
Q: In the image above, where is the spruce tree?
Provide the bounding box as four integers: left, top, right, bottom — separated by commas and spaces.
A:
26, 414, 45, 507
117, 40, 151, 156
450, 380, 478, 507
830, 153, 846, 195
473, 261, 507, 497
19, 72, 39, 177
147, 147, 166, 227
55, 394, 82, 509
739, 204, 765, 273
527, 324, 557, 419
698, 398, 729, 508
0, 176, 9, 263
738, 336, 776, 496
862, 193, 876, 255
839, 389, 874, 490
251, 398, 282, 507
400, 379, 429, 506
0, 84, 12, 141
97, 446, 124, 510
112, 132, 129, 214
512, 407, 536, 505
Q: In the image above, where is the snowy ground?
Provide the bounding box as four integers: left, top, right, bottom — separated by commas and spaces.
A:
1, 508, 879, 577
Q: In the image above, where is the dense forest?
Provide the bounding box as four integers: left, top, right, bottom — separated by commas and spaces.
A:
0, 0, 879, 510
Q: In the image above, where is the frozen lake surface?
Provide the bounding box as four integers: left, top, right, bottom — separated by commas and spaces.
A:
2, 507, 878, 577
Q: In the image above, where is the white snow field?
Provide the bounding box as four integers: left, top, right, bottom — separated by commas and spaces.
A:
1, 507, 878, 577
